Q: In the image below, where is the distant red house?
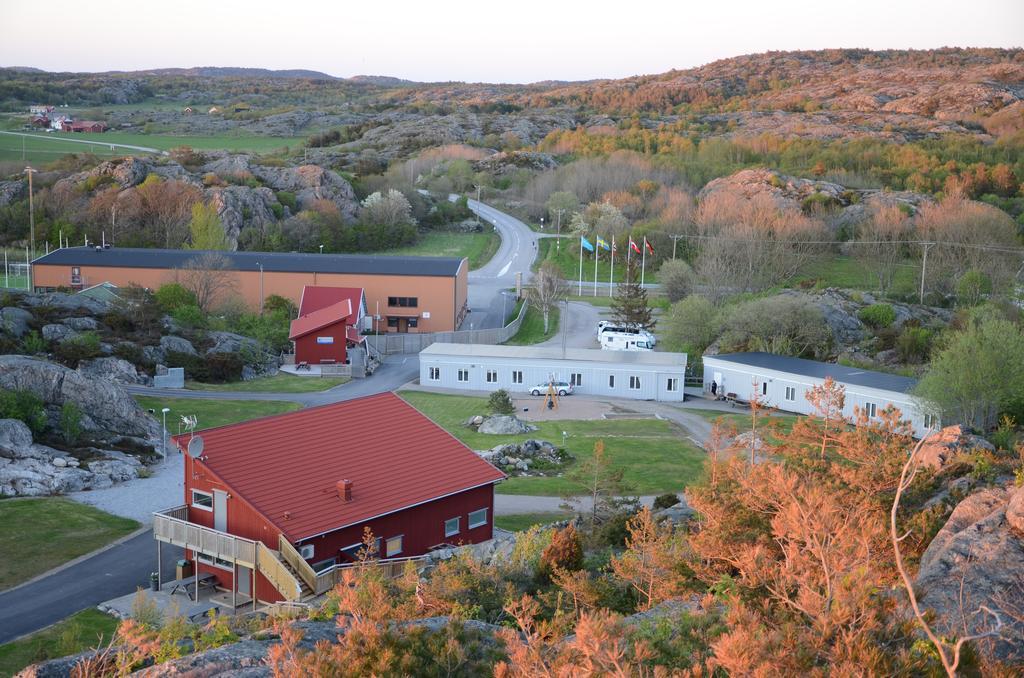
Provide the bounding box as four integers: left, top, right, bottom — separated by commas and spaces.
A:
63, 120, 107, 133
288, 297, 352, 365
155, 393, 504, 603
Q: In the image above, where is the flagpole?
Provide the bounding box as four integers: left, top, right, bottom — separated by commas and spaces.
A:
641, 237, 647, 289
609, 236, 615, 298
593, 238, 599, 296
578, 236, 583, 296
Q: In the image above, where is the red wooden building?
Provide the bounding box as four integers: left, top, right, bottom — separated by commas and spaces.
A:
153, 393, 504, 604
288, 286, 370, 365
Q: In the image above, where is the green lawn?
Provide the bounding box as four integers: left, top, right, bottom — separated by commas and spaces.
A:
691, 409, 800, 439
0, 608, 119, 677
0, 275, 29, 291
0, 498, 139, 591
0, 130, 305, 163
369, 230, 500, 270
787, 255, 919, 296
494, 512, 572, 531
186, 373, 349, 393
541, 237, 657, 284
133, 396, 301, 431
505, 303, 560, 345
399, 391, 705, 496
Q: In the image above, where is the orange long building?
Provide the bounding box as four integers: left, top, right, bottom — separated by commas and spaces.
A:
32, 246, 469, 333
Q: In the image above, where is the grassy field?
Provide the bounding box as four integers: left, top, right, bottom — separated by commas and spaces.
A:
0, 130, 305, 163
370, 230, 501, 270
790, 255, 919, 295
0, 498, 139, 591
494, 512, 573, 531
0, 275, 29, 291
540, 237, 658, 284
185, 373, 349, 393
505, 302, 560, 345
133, 396, 301, 431
399, 391, 705, 496
0, 608, 119, 677
691, 409, 800, 439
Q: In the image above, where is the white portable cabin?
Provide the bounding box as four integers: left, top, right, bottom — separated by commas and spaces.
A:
702, 352, 937, 438
420, 343, 687, 402
600, 332, 653, 351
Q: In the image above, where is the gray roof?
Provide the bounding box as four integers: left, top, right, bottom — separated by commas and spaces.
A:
33, 247, 464, 277
421, 343, 687, 367
704, 352, 917, 394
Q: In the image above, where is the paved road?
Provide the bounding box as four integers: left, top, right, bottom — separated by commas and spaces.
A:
0, 531, 181, 644
465, 198, 544, 330
537, 300, 604, 350
0, 130, 166, 155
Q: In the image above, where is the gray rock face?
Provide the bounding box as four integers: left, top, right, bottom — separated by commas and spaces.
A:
206, 185, 279, 246
77, 357, 151, 386
0, 179, 26, 208
916, 424, 996, 471
22, 292, 110, 315
160, 334, 196, 356
61, 316, 99, 331
206, 330, 258, 355
0, 355, 160, 441
0, 307, 33, 338
0, 419, 144, 497
917, 486, 1024, 663
41, 324, 77, 343
477, 415, 538, 435
477, 439, 567, 475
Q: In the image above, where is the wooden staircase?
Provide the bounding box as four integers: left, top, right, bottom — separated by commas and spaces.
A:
277, 554, 316, 600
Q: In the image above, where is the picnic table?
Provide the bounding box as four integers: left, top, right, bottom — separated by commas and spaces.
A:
185, 601, 220, 623
724, 392, 750, 408
296, 361, 310, 371
167, 572, 217, 598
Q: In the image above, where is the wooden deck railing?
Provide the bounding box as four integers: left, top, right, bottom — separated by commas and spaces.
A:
278, 536, 319, 592
257, 543, 303, 602
153, 506, 257, 568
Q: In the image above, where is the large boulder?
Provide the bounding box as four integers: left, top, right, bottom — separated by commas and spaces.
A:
41, 324, 77, 343
205, 185, 279, 246
916, 424, 996, 471
916, 486, 1024, 663
206, 330, 259, 356
477, 415, 537, 435
77, 357, 152, 386
0, 307, 33, 338
160, 335, 196, 356
0, 355, 160, 441
0, 179, 26, 208
21, 292, 110, 315
61, 316, 99, 331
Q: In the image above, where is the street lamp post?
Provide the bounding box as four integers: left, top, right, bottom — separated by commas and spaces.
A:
161, 407, 170, 463
24, 166, 38, 261
319, 244, 324, 254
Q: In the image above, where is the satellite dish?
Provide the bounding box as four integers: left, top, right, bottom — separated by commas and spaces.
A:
187, 435, 204, 459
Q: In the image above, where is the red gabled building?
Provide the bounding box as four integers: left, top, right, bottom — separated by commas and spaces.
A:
153, 393, 504, 604
289, 286, 369, 365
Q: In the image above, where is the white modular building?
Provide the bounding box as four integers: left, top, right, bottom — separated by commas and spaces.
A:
702, 352, 937, 438
419, 343, 688, 402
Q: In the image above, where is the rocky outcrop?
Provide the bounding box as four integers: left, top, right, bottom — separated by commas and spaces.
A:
206, 184, 279, 245
159, 334, 196, 356
61, 316, 98, 331
20, 291, 111, 316
0, 419, 144, 497
41, 324, 77, 343
0, 355, 160, 441
476, 415, 538, 435
916, 425, 996, 471
916, 485, 1024, 663
0, 307, 33, 338
477, 439, 570, 474
77, 357, 152, 386
699, 168, 849, 211
473, 151, 557, 175
0, 179, 26, 207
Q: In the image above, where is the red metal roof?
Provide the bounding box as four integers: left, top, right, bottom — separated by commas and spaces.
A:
174, 393, 504, 541
298, 286, 364, 316
288, 299, 352, 340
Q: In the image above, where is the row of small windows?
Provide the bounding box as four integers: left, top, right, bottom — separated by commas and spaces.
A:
428, 368, 677, 392
388, 296, 418, 307
444, 508, 489, 538
387, 316, 417, 328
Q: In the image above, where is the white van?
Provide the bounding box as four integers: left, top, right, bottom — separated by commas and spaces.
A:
597, 321, 656, 346
601, 331, 653, 351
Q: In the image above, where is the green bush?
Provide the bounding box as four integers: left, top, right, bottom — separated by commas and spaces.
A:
171, 304, 207, 330
653, 493, 681, 510
896, 326, 934, 363
60, 401, 82, 446
113, 342, 145, 365
275, 191, 297, 211
858, 303, 897, 329
154, 283, 198, 313
487, 389, 515, 415
0, 389, 48, 435
53, 332, 102, 366
20, 330, 45, 355
956, 269, 992, 307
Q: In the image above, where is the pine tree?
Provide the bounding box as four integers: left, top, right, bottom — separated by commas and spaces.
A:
610, 258, 655, 330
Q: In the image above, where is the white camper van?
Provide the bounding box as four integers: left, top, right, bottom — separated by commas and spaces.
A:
597, 321, 656, 346
600, 331, 653, 351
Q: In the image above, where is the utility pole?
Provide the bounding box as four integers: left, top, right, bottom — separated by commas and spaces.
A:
475, 185, 482, 204
555, 209, 564, 252
24, 166, 38, 259
670, 234, 684, 260
257, 262, 264, 315
110, 202, 117, 245
919, 241, 934, 304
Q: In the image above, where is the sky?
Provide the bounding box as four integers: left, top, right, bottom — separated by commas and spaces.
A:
1, 0, 1021, 83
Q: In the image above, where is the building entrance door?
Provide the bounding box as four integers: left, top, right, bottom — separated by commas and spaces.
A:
214, 490, 227, 532
237, 566, 251, 596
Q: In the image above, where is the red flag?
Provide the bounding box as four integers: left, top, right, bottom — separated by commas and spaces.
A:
644, 237, 654, 254
629, 238, 641, 254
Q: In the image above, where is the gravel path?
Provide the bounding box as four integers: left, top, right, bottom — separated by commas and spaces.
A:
69, 443, 185, 524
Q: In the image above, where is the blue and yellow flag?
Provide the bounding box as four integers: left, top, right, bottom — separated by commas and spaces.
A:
596, 236, 610, 251
581, 236, 595, 252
